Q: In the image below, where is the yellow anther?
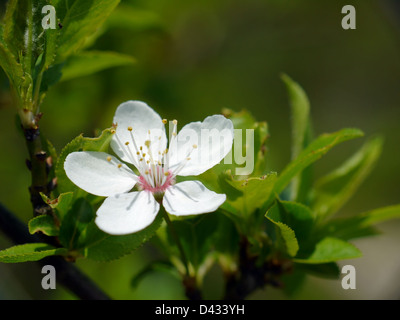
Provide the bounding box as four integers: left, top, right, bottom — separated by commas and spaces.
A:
164, 172, 170, 176
136, 151, 140, 155
172, 132, 177, 137
193, 144, 198, 149
117, 164, 122, 168
110, 129, 116, 134
147, 160, 150, 164
145, 140, 151, 148
140, 146, 143, 151
172, 119, 177, 125
125, 141, 130, 145
145, 170, 149, 175
106, 156, 112, 162
186, 157, 191, 161
162, 119, 167, 124
140, 158, 143, 162
142, 153, 146, 157
127, 126, 133, 131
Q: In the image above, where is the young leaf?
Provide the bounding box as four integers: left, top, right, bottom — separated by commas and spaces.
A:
293, 237, 362, 264
281, 74, 310, 161
60, 51, 136, 81
312, 136, 383, 219
28, 214, 59, 237
281, 74, 314, 203
262, 128, 364, 212
0, 243, 67, 263
266, 199, 315, 244
265, 216, 299, 257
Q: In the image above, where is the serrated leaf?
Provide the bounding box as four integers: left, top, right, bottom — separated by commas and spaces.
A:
80, 213, 163, 262
294, 237, 362, 264
0, 243, 67, 263
60, 50, 136, 81
266, 217, 299, 257
312, 136, 383, 219
55, 0, 120, 62
266, 199, 315, 244
28, 214, 59, 237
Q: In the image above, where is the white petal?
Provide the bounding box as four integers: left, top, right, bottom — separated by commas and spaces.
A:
64, 151, 137, 197
95, 191, 160, 235
168, 115, 233, 176
110, 101, 167, 166
163, 180, 226, 216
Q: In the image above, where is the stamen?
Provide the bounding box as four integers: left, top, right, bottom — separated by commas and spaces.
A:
117, 164, 122, 168
107, 156, 112, 162
127, 126, 133, 131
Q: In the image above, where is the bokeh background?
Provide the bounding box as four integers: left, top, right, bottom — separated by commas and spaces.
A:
0, 0, 400, 299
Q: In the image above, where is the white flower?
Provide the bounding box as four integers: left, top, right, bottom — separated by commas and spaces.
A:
64, 101, 234, 235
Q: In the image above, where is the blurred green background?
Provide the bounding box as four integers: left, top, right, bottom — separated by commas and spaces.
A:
1, 0, 400, 299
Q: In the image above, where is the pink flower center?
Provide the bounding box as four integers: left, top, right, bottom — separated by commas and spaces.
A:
138, 170, 174, 194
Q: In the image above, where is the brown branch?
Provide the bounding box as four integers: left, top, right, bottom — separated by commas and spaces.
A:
23, 124, 53, 217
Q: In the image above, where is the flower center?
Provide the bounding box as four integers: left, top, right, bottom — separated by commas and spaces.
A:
112, 120, 197, 195
138, 169, 174, 194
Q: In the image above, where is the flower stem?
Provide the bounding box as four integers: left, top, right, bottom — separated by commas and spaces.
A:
160, 208, 190, 276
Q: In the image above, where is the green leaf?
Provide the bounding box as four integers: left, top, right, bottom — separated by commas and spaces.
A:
294, 237, 362, 264
60, 51, 136, 81
59, 198, 94, 250
224, 173, 277, 217
80, 213, 163, 262
262, 128, 364, 212
312, 136, 383, 219
28, 215, 59, 237
265, 216, 299, 257
0, 37, 24, 86
55, 0, 121, 62
281, 74, 314, 203
0, 243, 67, 263
166, 213, 221, 270
319, 204, 400, 241
40, 192, 74, 220
281, 74, 310, 161
55, 128, 114, 195
266, 199, 315, 244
